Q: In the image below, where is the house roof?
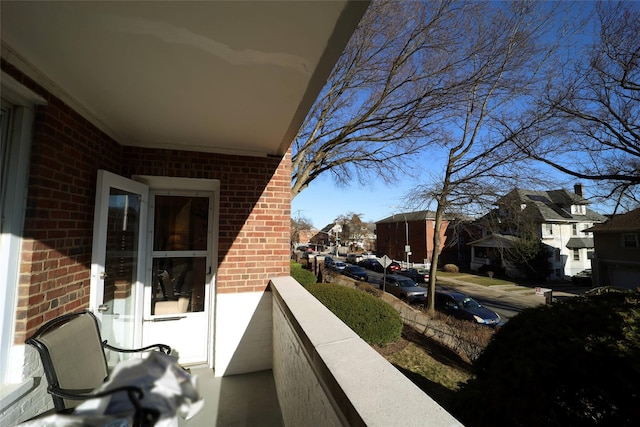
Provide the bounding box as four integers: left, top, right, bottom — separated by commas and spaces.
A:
468, 234, 520, 248
566, 237, 595, 249
500, 188, 607, 223
1, 1, 368, 157
587, 208, 640, 233
376, 210, 440, 224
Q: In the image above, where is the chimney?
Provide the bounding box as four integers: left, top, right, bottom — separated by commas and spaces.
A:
574, 183, 584, 198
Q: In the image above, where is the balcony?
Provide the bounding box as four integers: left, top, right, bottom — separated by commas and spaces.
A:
180, 276, 461, 426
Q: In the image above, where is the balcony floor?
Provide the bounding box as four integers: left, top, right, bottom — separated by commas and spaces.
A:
179, 367, 284, 427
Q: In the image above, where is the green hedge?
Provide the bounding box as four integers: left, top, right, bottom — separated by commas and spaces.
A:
454, 290, 640, 426
290, 260, 317, 286
305, 283, 402, 346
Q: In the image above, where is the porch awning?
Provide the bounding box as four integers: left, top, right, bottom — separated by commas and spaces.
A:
566, 237, 594, 249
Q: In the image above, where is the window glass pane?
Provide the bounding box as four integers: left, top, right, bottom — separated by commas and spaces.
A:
153, 196, 209, 251
623, 234, 638, 248
151, 257, 206, 314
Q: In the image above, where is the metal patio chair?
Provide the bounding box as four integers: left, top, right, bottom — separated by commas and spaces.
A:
26, 310, 171, 426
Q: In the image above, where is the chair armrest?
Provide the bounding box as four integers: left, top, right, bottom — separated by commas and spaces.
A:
102, 340, 171, 355
50, 385, 159, 427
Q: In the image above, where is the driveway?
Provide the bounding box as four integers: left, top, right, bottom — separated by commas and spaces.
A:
435, 275, 587, 322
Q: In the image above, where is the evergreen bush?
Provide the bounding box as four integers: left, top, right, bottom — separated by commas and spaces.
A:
290, 260, 317, 286
454, 290, 640, 426
305, 283, 402, 346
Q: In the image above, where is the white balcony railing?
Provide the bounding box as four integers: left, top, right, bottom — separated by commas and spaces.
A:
270, 276, 462, 427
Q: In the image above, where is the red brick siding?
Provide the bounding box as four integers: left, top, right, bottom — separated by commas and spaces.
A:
376, 219, 449, 263
3, 61, 292, 341
122, 148, 292, 294
4, 62, 124, 342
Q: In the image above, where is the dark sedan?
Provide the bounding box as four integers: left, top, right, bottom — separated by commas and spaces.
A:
358, 258, 383, 272
571, 269, 592, 285
383, 275, 428, 304
434, 289, 500, 326
343, 265, 369, 281
398, 268, 429, 283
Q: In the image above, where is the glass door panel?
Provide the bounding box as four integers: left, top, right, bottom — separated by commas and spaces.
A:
90, 171, 148, 366
143, 194, 211, 365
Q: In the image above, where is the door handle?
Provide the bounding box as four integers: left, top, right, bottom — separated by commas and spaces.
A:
98, 304, 110, 312
145, 316, 187, 322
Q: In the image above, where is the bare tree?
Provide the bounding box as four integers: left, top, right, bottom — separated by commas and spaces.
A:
291, 215, 313, 247
406, 1, 569, 312
291, 0, 476, 197
519, 1, 640, 212
334, 212, 368, 248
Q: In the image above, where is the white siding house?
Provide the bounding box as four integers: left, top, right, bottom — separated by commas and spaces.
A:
470, 185, 607, 280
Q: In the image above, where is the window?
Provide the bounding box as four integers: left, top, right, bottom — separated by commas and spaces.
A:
546, 224, 553, 236
572, 224, 578, 235
587, 250, 594, 259
571, 205, 586, 215
623, 233, 639, 248
1, 77, 45, 383
573, 249, 580, 261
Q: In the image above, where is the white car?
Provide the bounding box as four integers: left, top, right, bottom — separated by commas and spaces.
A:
332, 261, 347, 271
346, 253, 363, 264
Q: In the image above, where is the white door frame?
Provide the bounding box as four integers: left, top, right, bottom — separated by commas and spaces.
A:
90, 170, 149, 350
134, 175, 219, 367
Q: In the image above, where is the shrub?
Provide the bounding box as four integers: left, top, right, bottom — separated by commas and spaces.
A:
305, 283, 402, 346
290, 260, 317, 286
454, 291, 640, 426
443, 264, 459, 273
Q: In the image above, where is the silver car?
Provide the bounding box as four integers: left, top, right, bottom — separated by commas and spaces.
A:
382, 274, 428, 303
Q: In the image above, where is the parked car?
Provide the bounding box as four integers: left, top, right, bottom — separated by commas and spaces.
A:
382, 275, 428, 304
571, 269, 592, 285
358, 258, 383, 272
300, 251, 317, 260
398, 268, 429, 283
323, 256, 334, 267
346, 253, 363, 264
385, 261, 402, 274
343, 265, 368, 281
434, 289, 500, 326
332, 261, 347, 271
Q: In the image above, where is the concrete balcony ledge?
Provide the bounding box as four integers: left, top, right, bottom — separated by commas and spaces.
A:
270, 276, 462, 427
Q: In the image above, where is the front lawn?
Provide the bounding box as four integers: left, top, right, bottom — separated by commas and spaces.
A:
436, 270, 517, 287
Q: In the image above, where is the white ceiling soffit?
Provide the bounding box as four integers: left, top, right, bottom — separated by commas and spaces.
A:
1, 1, 368, 157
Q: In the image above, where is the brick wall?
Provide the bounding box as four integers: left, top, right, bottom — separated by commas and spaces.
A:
4, 60, 125, 343
376, 219, 449, 264
122, 147, 292, 293
4, 61, 292, 342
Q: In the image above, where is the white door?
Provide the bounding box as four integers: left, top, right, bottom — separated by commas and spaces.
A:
141, 190, 214, 365
90, 170, 148, 365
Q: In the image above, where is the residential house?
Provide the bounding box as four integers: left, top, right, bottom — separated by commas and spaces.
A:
375, 211, 449, 265
587, 208, 640, 290
469, 185, 607, 280
313, 221, 376, 253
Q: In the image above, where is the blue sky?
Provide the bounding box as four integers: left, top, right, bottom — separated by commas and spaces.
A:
291, 1, 616, 230
291, 174, 417, 228
291, 167, 611, 229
